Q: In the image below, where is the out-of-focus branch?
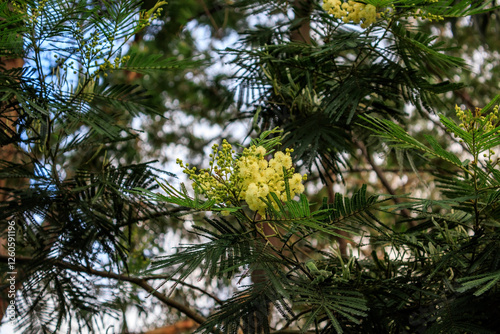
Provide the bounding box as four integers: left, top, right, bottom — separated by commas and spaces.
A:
118, 206, 191, 227
343, 167, 441, 173
356, 141, 413, 221
324, 171, 350, 255
454, 89, 475, 110
0, 254, 207, 325
142, 275, 223, 305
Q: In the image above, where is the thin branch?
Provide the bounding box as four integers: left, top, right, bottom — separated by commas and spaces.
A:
342, 167, 443, 174
118, 206, 192, 227
197, 0, 220, 34
420, 107, 470, 153
0, 254, 207, 325
142, 275, 223, 305
356, 140, 414, 222
279, 308, 312, 331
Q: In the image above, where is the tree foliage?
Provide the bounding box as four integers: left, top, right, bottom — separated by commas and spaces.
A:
0, 0, 185, 332
146, 103, 500, 332
1, 0, 499, 333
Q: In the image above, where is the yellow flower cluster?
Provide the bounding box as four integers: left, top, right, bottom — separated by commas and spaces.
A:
98, 55, 131, 77
455, 104, 499, 164
322, 0, 445, 27
322, 0, 378, 28
407, 1, 444, 22
178, 141, 236, 206
179, 140, 307, 216
72, 21, 132, 78
455, 105, 499, 134
139, 1, 167, 30
238, 146, 306, 215
27, 0, 48, 26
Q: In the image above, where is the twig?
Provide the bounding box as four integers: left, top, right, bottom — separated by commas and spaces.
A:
118, 206, 192, 227
142, 275, 223, 304
0, 254, 207, 325
356, 141, 414, 222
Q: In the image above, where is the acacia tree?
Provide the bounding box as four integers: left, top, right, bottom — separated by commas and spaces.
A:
141, 0, 500, 333
1, 0, 499, 334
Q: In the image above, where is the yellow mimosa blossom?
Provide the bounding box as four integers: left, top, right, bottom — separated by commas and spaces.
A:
179, 141, 307, 216
323, 0, 378, 28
